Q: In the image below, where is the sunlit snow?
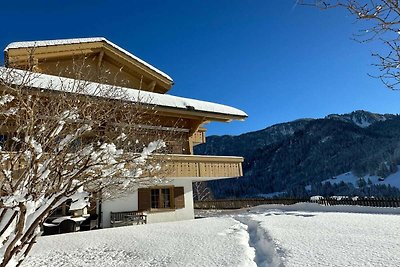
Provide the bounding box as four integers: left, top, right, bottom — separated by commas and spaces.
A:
22, 204, 400, 267
321, 167, 400, 189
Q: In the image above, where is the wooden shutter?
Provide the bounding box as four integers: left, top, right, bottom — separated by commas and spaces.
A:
174, 187, 185, 209
138, 188, 151, 211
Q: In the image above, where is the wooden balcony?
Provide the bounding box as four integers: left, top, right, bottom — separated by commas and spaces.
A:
160, 154, 244, 180
1, 151, 243, 181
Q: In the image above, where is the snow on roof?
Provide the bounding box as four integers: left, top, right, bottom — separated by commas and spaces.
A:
0, 67, 247, 119
4, 37, 173, 82
69, 199, 88, 211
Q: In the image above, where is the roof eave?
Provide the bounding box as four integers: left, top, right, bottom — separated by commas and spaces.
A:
0, 67, 247, 123
153, 106, 247, 122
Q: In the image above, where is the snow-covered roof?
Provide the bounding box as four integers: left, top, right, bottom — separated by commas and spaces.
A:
4, 37, 173, 82
0, 67, 247, 120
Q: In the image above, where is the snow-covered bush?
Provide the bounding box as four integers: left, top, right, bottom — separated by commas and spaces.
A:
0, 67, 171, 267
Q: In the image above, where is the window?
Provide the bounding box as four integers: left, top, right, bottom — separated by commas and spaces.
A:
151, 187, 172, 209
151, 189, 160, 208
165, 140, 185, 154
161, 188, 171, 208
138, 187, 185, 211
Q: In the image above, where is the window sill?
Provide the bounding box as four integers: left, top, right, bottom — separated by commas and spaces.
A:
148, 208, 176, 213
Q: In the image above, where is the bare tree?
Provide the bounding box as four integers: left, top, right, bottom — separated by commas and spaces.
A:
0, 66, 174, 267
300, 0, 400, 89
192, 181, 212, 201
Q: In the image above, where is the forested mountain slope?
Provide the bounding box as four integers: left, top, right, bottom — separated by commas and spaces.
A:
195, 111, 400, 198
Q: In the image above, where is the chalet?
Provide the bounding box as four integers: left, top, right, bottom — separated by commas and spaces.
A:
2, 37, 247, 228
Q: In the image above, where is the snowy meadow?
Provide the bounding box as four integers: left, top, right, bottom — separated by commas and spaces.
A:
23, 204, 400, 267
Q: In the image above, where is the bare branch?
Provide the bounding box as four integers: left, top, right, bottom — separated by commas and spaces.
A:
300, 0, 400, 89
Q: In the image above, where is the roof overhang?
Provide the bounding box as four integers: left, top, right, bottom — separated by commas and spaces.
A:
0, 67, 248, 122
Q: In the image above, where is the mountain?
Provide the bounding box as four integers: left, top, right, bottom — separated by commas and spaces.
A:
194, 110, 400, 198
325, 110, 396, 128
195, 119, 311, 160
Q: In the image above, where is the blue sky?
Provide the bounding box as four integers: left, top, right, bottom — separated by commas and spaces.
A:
0, 0, 398, 135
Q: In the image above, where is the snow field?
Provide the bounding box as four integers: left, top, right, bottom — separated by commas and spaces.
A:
247, 211, 400, 267
22, 205, 400, 267
320, 167, 400, 189
22, 217, 256, 267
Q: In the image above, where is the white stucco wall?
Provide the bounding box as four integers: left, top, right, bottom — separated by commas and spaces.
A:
101, 193, 139, 228
101, 179, 194, 228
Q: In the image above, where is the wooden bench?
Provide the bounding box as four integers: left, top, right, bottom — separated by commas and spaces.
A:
110, 211, 147, 227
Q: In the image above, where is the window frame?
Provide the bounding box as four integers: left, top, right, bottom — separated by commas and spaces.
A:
149, 186, 175, 210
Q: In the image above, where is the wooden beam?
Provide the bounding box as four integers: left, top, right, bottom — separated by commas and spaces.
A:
188, 119, 205, 154
7, 49, 100, 65
189, 120, 205, 135
97, 51, 104, 68
147, 81, 156, 92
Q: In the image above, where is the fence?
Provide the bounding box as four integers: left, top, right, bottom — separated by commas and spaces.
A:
317, 198, 400, 208
194, 198, 308, 209
194, 198, 400, 209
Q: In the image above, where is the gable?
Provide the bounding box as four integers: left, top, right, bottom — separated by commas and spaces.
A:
4, 38, 173, 94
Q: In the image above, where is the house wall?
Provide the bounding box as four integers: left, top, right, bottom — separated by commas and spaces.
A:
101, 192, 139, 228
101, 179, 194, 228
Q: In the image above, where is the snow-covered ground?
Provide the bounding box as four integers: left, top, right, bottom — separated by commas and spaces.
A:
23, 204, 400, 267
317, 167, 400, 189
22, 217, 256, 267
243, 209, 400, 266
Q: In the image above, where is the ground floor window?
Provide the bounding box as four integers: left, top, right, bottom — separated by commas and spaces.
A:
161, 188, 171, 208
138, 186, 185, 211
151, 187, 172, 209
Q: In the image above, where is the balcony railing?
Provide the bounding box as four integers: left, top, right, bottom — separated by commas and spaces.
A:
160, 154, 244, 180
1, 151, 244, 181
